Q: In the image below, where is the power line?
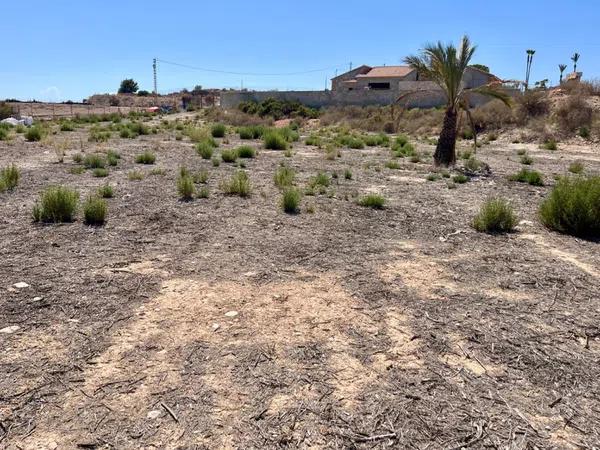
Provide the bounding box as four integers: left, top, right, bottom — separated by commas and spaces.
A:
156, 58, 348, 77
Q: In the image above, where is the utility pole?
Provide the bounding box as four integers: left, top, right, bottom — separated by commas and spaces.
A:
153, 58, 158, 95
349, 62, 353, 72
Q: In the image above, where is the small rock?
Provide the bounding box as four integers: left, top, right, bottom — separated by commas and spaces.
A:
519, 220, 534, 226
225, 311, 238, 318
212, 323, 220, 331
33, 296, 43, 302
48, 442, 58, 450
0, 325, 20, 334
13, 282, 30, 289
243, 271, 257, 277
147, 410, 162, 419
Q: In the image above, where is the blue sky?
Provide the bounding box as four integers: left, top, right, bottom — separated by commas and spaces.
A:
3, 0, 599, 101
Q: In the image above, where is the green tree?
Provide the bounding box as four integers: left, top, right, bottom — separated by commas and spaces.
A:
404, 36, 511, 167
525, 49, 535, 90
470, 64, 490, 73
118, 79, 139, 94
571, 52, 580, 72
558, 64, 567, 83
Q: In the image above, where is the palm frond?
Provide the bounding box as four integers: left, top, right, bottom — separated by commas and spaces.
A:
466, 83, 512, 107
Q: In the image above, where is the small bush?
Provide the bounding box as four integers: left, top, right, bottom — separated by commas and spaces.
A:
516, 148, 527, 156
0, 164, 20, 191
237, 145, 256, 158
211, 123, 227, 138
98, 184, 114, 198
196, 142, 214, 159
282, 188, 301, 213
426, 173, 441, 181
539, 176, 600, 238
32, 186, 79, 223
309, 172, 330, 188
83, 196, 107, 225
198, 186, 210, 198
358, 194, 385, 209
395, 134, 409, 146
305, 135, 321, 146
364, 133, 389, 147
25, 126, 43, 142
473, 198, 517, 233
264, 131, 288, 150
344, 168, 353, 180
509, 168, 544, 186
83, 154, 106, 169
128, 170, 144, 181
150, 167, 166, 176
541, 139, 557, 150
239, 125, 264, 140
452, 174, 469, 184
0, 127, 9, 141
135, 151, 156, 164
520, 154, 534, 165
554, 96, 593, 133
464, 156, 482, 172
578, 126, 590, 139
385, 160, 401, 169
89, 128, 111, 142
221, 170, 251, 197
211, 156, 221, 167
92, 168, 109, 177
60, 121, 76, 132
177, 174, 195, 200
409, 153, 422, 163
69, 166, 85, 175
274, 166, 295, 189
220, 148, 238, 163
568, 161, 584, 174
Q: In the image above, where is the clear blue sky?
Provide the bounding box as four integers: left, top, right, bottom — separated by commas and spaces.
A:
3, 0, 599, 101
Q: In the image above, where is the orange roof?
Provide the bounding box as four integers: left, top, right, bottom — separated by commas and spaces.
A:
357, 66, 414, 78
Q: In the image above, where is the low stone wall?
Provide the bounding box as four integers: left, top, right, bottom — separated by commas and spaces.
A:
221, 88, 450, 109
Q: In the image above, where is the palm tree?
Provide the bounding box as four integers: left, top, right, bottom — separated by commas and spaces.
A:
571, 53, 580, 72
558, 64, 567, 83
525, 49, 536, 90
404, 36, 511, 166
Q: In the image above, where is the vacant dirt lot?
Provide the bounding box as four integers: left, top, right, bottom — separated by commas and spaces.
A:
1, 114, 599, 449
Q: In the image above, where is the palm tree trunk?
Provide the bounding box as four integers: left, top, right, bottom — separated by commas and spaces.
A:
434, 108, 458, 166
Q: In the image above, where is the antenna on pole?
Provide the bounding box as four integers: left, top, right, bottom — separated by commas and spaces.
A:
153, 58, 158, 95
349, 62, 353, 71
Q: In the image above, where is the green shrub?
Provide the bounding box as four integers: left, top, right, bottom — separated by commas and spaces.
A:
198, 186, 210, 198
309, 172, 330, 188
393, 142, 416, 157
83, 154, 106, 169
0, 127, 9, 141
238, 125, 264, 140
364, 133, 390, 147
516, 148, 527, 156
541, 139, 557, 150
236, 145, 256, 158
568, 161, 584, 174
220, 148, 238, 163
395, 134, 409, 146
120, 128, 135, 139
196, 142, 214, 159
0, 164, 20, 191
539, 176, 600, 238
211, 123, 226, 138
385, 160, 401, 169
473, 198, 517, 233
409, 153, 422, 163
264, 131, 288, 150
25, 126, 43, 142
305, 135, 321, 146
452, 174, 469, 184
83, 196, 107, 225
177, 174, 195, 200
88, 128, 111, 142
69, 166, 85, 175
460, 150, 473, 160
98, 184, 114, 198
426, 173, 441, 181
194, 170, 209, 184
520, 154, 534, 165
60, 121, 76, 132
579, 126, 590, 139
358, 194, 385, 209
128, 170, 144, 181
464, 156, 483, 172
150, 167, 166, 176
344, 168, 353, 180
274, 166, 295, 189
221, 170, 251, 197
92, 168, 109, 177
135, 151, 156, 164
212, 156, 221, 167
282, 188, 301, 213
509, 168, 544, 186
32, 186, 79, 223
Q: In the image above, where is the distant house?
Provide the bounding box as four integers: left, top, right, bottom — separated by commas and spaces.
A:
331, 65, 500, 93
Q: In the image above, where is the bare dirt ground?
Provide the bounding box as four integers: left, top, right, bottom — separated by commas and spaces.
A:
1, 114, 599, 449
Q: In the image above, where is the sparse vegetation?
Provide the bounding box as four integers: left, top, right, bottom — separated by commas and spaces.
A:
83, 154, 106, 169
196, 142, 214, 159
83, 196, 107, 225
128, 170, 144, 181
520, 154, 534, 165
92, 168, 109, 177
221, 170, 251, 197
473, 198, 517, 233
509, 168, 544, 186
274, 166, 295, 189
25, 126, 43, 142
211, 123, 227, 138
236, 145, 256, 158
452, 174, 469, 184
539, 176, 600, 238
98, 184, 114, 198
358, 194, 385, 209
568, 161, 584, 174
282, 188, 301, 213
220, 148, 238, 163
135, 151, 156, 164
32, 186, 79, 223
264, 131, 288, 150
177, 173, 195, 200
0, 164, 20, 192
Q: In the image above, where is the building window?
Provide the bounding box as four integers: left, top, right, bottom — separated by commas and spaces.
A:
368, 82, 390, 90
